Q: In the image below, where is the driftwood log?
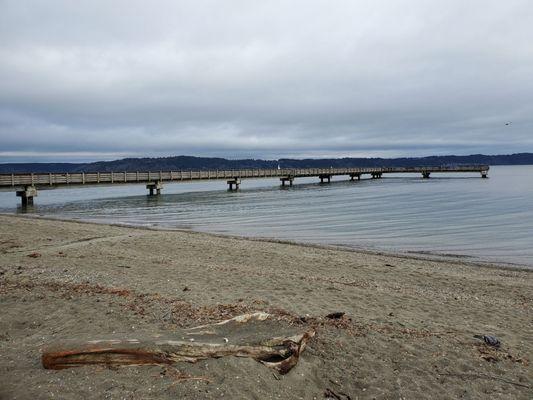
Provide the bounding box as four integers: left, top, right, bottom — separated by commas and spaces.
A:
42, 312, 315, 374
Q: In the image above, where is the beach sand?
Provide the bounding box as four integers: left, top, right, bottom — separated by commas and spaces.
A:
0, 214, 531, 399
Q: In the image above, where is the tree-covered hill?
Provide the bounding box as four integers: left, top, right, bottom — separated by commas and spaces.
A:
1, 153, 532, 173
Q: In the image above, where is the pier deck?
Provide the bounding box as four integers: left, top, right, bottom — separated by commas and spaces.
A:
0, 165, 489, 205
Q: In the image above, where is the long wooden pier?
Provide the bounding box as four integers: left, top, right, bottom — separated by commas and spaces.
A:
0, 165, 489, 206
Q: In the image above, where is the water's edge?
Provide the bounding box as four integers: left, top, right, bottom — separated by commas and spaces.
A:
4, 213, 531, 272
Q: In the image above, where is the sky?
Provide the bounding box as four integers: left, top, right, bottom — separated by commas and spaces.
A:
1, 0, 532, 163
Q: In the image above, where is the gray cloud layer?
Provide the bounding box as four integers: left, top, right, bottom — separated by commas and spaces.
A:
1, 0, 532, 162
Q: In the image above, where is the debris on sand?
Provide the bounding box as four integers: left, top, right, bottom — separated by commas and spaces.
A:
324, 387, 352, 399
325, 312, 345, 320
474, 334, 501, 348
42, 313, 315, 375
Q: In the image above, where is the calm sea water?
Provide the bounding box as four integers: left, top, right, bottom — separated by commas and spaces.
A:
1, 166, 532, 267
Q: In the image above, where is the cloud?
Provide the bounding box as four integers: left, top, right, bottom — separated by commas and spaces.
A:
1, 0, 532, 162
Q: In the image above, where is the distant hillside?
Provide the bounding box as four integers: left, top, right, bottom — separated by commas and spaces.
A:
0, 163, 84, 173
78, 156, 278, 173
0, 153, 532, 173
279, 153, 533, 168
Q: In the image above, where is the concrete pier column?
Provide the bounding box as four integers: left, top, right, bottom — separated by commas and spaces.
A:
422, 172, 431, 179
349, 173, 361, 181
16, 186, 38, 206
280, 176, 294, 187
319, 174, 331, 183
481, 171, 488, 178
146, 181, 163, 196
227, 178, 241, 191
371, 173, 382, 179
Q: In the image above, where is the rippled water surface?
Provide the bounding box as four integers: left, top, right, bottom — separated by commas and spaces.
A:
1, 166, 532, 267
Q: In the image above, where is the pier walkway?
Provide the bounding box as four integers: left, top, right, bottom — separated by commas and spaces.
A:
0, 165, 489, 206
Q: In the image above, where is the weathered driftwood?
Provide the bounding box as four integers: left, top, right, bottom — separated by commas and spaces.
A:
42, 312, 315, 374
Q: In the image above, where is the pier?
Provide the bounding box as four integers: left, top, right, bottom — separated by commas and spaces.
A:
0, 165, 489, 206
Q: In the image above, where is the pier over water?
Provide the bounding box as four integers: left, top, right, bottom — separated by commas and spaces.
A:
0, 165, 489, 206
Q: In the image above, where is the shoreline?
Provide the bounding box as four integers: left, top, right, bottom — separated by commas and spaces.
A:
1, 213, 531, 399
3, 212, 531, 272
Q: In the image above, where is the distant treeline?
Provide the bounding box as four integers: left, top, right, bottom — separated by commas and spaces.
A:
1, 153, 532, 173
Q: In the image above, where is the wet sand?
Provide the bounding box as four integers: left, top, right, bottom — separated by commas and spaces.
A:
0, 214, 531, 399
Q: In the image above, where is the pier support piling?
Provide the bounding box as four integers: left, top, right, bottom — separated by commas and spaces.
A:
349, 174, 361, 181
16, 186, 38, 206
371, 173, 382, 179
481, 171, 488, 178
146, 181, 163, 196
280, 176, 294, 187
227, 178, 241, 191
422, 172, 431, 179
319, 174, 331, 184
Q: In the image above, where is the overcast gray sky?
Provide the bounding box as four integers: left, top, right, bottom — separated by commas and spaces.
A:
1, 0, 532, 162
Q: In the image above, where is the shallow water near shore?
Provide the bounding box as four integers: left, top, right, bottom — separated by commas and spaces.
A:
1, 165, 532, 267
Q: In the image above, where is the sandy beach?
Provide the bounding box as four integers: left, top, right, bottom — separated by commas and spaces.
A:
0, 214, 531, 399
